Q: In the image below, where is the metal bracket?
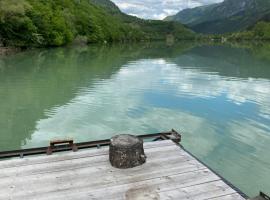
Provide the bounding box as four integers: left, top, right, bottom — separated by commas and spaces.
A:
46, 139, 78, 155
168, 129, 181, 143
251, 192, 270, 200
260, 192, 270, 200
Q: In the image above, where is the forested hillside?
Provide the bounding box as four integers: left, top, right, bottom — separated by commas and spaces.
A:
165, 0, 270, 34
0, 0, 194, 47
228, 14, 270, 40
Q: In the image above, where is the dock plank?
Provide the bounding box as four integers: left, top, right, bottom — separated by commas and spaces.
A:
0, 140, 173, 169
0, 145, 191, 178
0, 140, 246, 200
0, 155, 204, 186
4, 169, 219, 200
158, 180, 241, 200
207, 193, 246, 200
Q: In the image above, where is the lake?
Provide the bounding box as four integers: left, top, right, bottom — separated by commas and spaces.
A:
0, 42, 270, 197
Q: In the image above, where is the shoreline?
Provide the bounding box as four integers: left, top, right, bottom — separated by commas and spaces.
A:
0, 47, 21, 56
1, 39, 270, 57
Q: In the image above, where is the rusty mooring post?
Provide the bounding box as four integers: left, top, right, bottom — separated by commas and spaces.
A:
109, 134, 146, 169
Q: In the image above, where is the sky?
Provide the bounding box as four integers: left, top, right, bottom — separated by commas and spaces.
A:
111, 0, 223, 20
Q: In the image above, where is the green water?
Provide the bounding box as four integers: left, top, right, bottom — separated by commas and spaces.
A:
0, 43, 270, 197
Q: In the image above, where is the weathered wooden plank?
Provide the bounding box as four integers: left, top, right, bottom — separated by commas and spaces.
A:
0, 148, 108, 169
0, 142, 177, 170
0, 163, 207, 199
143, 140, 176, 148
207, 193, 245, 200
158, 180, 240, 200
5, 169, 219, 200
0, 145, 188, 178
0, 140, 174, 169
0, 154, 204, 189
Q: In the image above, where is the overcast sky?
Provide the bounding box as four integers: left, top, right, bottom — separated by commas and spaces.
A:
111, 0, 223, 20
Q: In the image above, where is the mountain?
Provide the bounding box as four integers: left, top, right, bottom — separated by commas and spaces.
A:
165, 0, 270, 34
90, 0, 195, 40
256, 11, 270, 23
90, 0, 121, 14
0, 0, 194, 48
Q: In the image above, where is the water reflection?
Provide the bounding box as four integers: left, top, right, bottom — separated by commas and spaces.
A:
0, 42, 270, 196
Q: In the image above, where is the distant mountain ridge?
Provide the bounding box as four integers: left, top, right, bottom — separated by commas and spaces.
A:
165, 0, 270, 34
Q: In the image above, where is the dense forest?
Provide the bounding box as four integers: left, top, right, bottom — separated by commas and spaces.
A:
0, 0, 195, 47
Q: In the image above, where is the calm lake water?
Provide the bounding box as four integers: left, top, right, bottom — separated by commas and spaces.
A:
0, 42, 270, 196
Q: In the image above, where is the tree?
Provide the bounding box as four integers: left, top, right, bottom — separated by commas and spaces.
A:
0, 0, 36, 46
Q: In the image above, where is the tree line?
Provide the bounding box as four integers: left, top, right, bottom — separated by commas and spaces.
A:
0, 0, 195, 47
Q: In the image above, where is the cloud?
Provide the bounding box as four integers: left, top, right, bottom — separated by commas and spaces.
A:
111, 0, 223, 19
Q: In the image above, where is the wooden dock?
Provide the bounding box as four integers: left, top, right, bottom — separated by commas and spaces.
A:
0, 139, 247, 200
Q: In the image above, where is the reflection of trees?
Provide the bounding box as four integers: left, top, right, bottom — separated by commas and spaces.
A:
249, 43, 270, 62
0, 42, 194, 151
0, 46, 126, 150
220, 41, 270, 62
171, 44, 270, 79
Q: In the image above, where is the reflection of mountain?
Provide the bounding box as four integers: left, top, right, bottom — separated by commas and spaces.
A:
170, 45, 270, 79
